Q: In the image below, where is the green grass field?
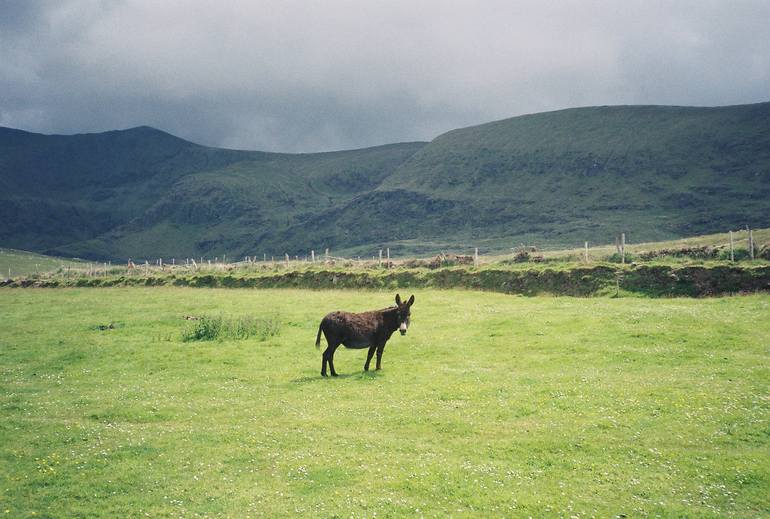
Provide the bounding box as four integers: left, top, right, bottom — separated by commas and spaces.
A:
1, 288, 768, 517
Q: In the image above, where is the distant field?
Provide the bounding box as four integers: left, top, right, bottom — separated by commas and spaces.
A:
4, 228, 769, 297
527, 227, 770, 263
0, 248, 87, 278
5, 227, 770, 274
1, 288, 768, 517
342, 227, 770, 261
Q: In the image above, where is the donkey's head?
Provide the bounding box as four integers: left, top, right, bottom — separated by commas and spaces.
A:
395, 293, 415, 335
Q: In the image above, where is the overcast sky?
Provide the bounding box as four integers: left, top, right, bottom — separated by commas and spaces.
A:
1, 1, 768, 152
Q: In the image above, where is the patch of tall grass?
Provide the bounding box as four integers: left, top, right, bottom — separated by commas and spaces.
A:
181, 315, 280, 342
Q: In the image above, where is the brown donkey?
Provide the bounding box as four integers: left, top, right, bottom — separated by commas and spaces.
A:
315, 294, 415, 376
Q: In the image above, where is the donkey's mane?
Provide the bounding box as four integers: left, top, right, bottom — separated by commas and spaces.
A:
372, 306, 398, 313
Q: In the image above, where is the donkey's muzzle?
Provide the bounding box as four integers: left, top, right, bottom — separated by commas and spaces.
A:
399, 329, 407, 336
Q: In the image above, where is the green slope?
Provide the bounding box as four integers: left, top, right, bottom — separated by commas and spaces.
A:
1, 102, 769, 260
306, 103, 770, 254
0, 125, 425, 259
0, 125, 253, 251
85, 142, 428, 259
0, 248, 87, 277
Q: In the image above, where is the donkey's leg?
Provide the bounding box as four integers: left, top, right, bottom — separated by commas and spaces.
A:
321, 345, 333, 376
375, 342, 386, 370
364, 345, 377, 371
328, 342, 342, 377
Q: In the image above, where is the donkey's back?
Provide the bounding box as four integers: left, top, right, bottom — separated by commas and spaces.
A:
316, 310, 384, 349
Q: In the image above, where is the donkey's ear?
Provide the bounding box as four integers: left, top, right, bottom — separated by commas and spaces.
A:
407, 295, 415, 306
395, 293, 402, 306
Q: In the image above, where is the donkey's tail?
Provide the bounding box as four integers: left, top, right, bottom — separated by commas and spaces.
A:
315, 321, 324, 349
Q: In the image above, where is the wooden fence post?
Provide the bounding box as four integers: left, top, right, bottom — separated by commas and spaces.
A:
474, 247, 479, 267
285, 253, 290, 268
311, 250, 315, 263
621, 233, 626, 264
378, 249, 382, 266
325, 248, 330, 262
387, 247, 390, 267
729, 230, 734, 262
584, 241, 589, 263
749, 228, 754, 260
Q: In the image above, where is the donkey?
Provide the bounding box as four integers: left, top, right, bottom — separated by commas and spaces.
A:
315, 294, 415, 376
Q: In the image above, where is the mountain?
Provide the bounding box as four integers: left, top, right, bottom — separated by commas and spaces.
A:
1, 102, 769, 260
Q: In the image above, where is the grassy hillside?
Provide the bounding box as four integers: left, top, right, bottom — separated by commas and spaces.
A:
323, 103, 770, 254
0, 125, 425, 259
102, 142, 428, 260
2, 102, 769, 260
1, 288, 768, 516
0, 248, 87, 278
494, 227, 770, 263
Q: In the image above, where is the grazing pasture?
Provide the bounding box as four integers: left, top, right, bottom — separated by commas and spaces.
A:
1, 288, 768, 517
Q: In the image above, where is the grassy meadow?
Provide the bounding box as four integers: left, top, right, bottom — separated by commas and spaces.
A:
1, 288, 768, 517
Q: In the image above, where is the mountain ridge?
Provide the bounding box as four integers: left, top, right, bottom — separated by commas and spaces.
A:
2, 102, 769, 260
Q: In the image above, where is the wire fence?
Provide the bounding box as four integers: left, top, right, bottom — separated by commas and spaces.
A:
3, 228, 767, 281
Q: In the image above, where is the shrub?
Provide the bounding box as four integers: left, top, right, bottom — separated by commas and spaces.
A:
182, 315, 281, 342
717, 248, 751, 261
499, 252, 546, 264
639, 246, 719, 260
605, 252, 638, 263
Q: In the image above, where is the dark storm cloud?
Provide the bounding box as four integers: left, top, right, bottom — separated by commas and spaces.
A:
1, 0, 769, 152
